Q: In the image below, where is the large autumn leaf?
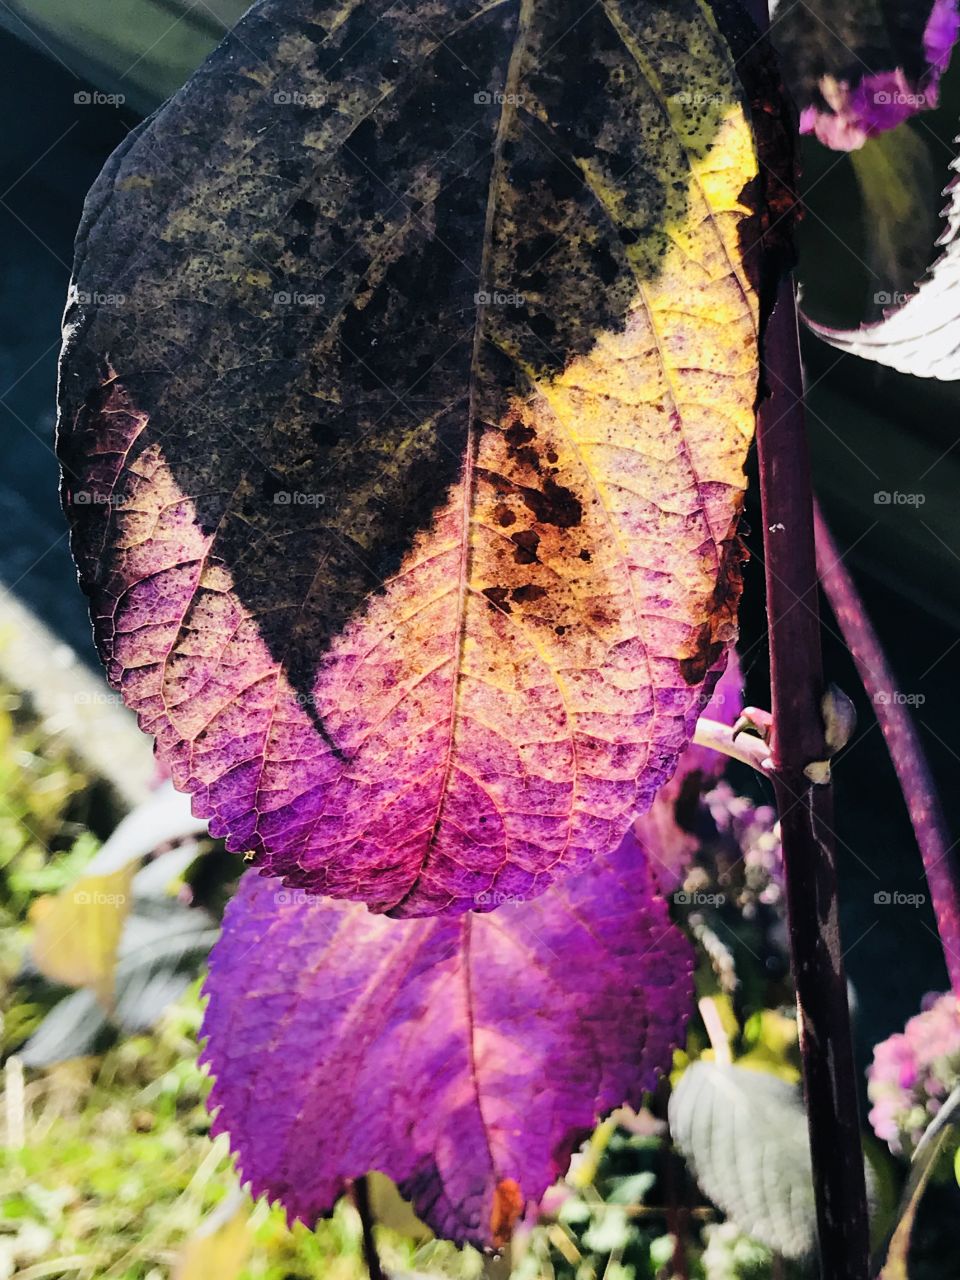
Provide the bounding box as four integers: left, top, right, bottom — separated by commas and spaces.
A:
58, 0, 761, 916
200, 831, 693, 1247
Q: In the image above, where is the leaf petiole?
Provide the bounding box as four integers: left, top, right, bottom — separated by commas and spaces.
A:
692, 716, 774, 774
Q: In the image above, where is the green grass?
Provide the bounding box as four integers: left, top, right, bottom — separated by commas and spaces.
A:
1, 990, 481, 1279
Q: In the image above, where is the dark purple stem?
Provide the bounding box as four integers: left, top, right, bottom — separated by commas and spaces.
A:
758, 288, 871, 1278
758, 278, 871, 1279
814, 504, 960, 991
349, 1176, 386, 1280
741, 6, 870, 1273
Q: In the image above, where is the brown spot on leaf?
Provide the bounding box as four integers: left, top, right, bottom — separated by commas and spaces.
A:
510, 529, 540, 564
679, 625, 724, 686
504, 422, 540, 473
512, 584, 547, 604
482, 585, 512, 614
494, 504, 516, 527
505, 421, 536, 449
711, 534, 749, 618
478, 467, 582, 529
521, 477, 582, 528
679, 534, 749, 685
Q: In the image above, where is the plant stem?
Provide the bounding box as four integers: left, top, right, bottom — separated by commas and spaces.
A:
349, 1176, 386, 1280
738, 4, 871, 1271
698, 997, 733, 1066
663, 1144, 692, 1280
757, 275, 870, 1280
814, 503, 960, 991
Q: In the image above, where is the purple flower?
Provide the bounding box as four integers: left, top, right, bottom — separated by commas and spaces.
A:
925, 0, 960, 68
798, 0, 959, 151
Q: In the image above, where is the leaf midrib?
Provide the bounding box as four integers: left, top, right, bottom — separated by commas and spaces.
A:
405, 0, 538, 900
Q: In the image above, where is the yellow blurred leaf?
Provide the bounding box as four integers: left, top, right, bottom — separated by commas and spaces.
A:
366, 1172, 431, 1243
739, 1009, 801, 1081
851, 127, 939, 304
29, 865, 134, 1005
174, 1193, 252, 1280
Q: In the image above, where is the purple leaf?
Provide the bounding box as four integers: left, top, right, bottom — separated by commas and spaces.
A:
200, 835, 693, 1247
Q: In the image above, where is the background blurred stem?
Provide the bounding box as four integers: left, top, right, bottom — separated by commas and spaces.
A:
814, 502, 960, 991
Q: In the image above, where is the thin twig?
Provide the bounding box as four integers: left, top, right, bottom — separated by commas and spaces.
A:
698, 997, 733, 1067
814, 503, 960, 991
349, 1175, 386, 1280
4, 1056, 25, 1150
662, 1141, 692, 1280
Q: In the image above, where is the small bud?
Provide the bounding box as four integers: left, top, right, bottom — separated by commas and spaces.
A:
822, 683, 856, 755
804, 759, 832, 785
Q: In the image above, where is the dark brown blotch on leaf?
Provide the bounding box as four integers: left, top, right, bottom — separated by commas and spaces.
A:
510, 529, 541, 564
511, 584, 547, 604
482, 585, 513, 614
679, 534, 749, 685
521, 476, 583, 528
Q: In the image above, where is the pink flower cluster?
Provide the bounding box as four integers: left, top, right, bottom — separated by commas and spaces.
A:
801, 0, 960, 150
867, 992, 960, 1154
703, 781, 782, 911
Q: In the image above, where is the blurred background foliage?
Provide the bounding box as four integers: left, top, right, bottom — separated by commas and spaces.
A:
2, 2, 960, 1278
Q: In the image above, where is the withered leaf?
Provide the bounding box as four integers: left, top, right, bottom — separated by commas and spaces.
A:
59, 0, 761, 914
